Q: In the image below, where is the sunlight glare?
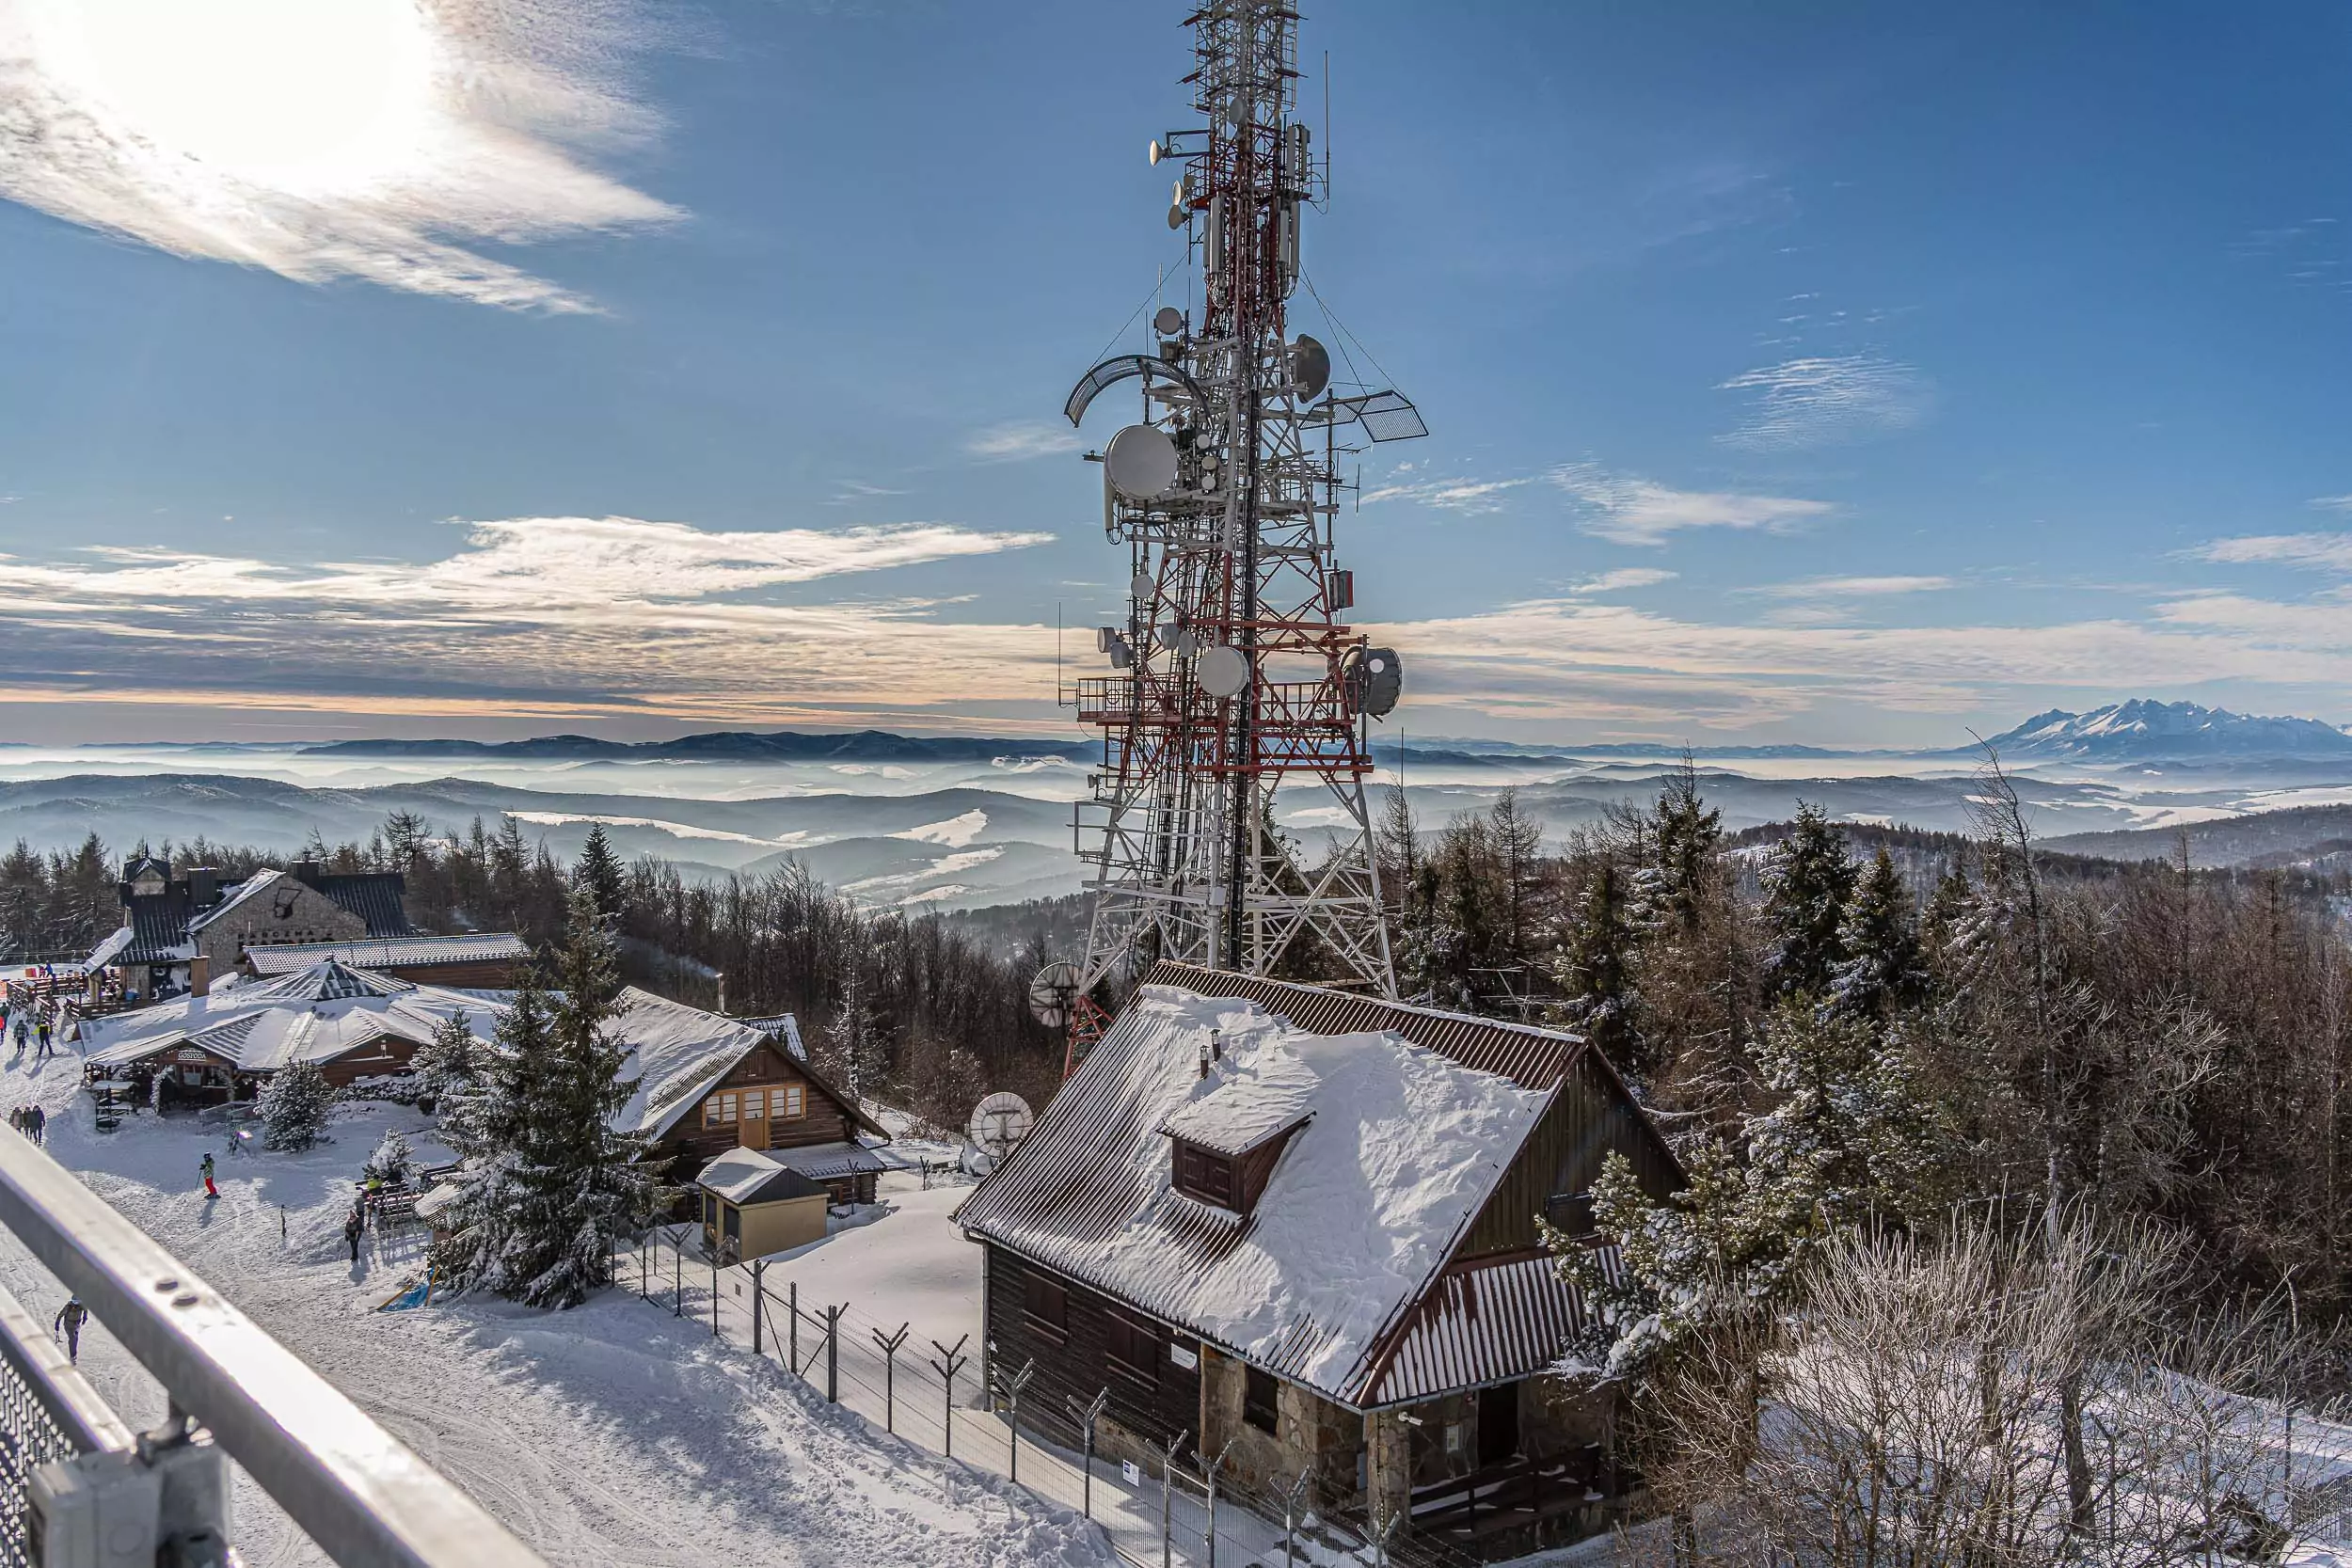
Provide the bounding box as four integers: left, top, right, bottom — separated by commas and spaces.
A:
22, 0, 438, 196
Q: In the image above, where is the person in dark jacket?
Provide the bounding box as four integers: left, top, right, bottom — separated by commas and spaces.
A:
54, 1297, 87, 1363
343, 1209, 363, 1264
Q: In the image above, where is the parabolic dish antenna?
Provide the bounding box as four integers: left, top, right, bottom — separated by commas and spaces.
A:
1289, 335, 1331, 401
1104, 424, 1180, 499
968, 1091, 1036, 1161
1168, 203, 1188, 230
1196, 644, 1250, 699
1132, 570, 1156, 603
1153, 306, 1185, 336
1027, 960, 1083, 1028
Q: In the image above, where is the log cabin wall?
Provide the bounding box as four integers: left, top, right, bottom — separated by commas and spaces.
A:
659, 1043, 856, 1166
1457, 1048, 1679, 1259
982, 1243, 1202, 1465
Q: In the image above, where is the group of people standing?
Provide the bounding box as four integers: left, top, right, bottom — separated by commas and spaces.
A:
1, 998, 59, 1062
8, 1104, 46, 1143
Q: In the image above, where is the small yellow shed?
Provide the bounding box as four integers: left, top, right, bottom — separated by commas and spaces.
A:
695, 1148, 829, 1261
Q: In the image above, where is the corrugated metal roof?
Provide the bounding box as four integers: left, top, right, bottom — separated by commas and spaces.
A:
766, 1141, 890, 1182
243, 934, 528, 974
120, 892, 197, 965
1363, 1246, 1623, 1408
961, 969, 1678, 1412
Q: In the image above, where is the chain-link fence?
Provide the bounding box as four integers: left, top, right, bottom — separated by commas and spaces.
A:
615, 1224, 1486, 1568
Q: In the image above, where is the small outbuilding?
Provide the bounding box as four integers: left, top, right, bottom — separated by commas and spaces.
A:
695, 1148, 829, 1261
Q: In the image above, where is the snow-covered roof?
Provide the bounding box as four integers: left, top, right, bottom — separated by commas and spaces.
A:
81, 959, 499, 1074
733, 1014, 806, 1061
695, 1148, 827, 1207
185, 870, 278, 933
612, 989, 885, 1145
959, 983, 1552, 1409
765, 1141, 889, 1183
1155, 1076, 1312, 1158
242, 934, 530, 975
83, 926, 135, 971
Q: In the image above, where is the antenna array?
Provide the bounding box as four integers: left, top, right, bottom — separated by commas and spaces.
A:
1053, 0, 1424, 1062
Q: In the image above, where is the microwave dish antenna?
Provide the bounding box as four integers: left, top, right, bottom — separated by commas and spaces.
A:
1104, 424, 1180, 499
967, 1091, 1035, 1162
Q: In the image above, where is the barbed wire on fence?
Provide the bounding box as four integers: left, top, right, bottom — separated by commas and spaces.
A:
609, 1227, 1489, 1568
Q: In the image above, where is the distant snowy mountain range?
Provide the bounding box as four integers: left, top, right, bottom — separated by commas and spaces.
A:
1980, 700, 2352, 761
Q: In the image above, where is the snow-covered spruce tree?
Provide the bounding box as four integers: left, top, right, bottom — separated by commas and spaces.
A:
361, 1128, 414, 1186
1830, 847, 1930, 1024
1645, 755, 1724, 937
1759, 801, 1856, 1003
500, 889, 663, 1307
411, 1008, 477, 1117
259, 1059, 333, 1151
427, 978, 549, 1298
573, 822, 627, 923
1553, 860, 1646, 1079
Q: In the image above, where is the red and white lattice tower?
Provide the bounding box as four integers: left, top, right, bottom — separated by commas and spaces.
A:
1051, 0, 1426, 1056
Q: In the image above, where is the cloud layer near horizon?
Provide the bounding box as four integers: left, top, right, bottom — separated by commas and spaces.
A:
0, 0, 678, 311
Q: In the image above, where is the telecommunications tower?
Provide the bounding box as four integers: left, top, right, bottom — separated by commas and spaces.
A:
1043, 0, 1427, 1054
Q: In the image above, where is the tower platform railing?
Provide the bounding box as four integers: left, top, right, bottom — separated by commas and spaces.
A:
0, 1128, 547, 1568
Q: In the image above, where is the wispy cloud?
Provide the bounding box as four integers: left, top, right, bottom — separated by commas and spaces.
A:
2308, 496, 2352, 515
1716, 354, 1931, 451
964, 420, 1083, 463
1565, 568, 1677, 594
1549, 464, 1833, 547
1359, 474, 1533, 515
0, 515, 1058, 721
0, 0, 680, 312
1749, 575, 1954, 598
2191, 531, 2352, 574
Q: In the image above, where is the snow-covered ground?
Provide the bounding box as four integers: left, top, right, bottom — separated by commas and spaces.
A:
0, 1044, 1112, 1568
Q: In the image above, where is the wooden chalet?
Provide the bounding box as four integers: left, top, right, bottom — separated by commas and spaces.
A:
239, 933, 529, 990
957, 962, 1681, 1560
614, 991, 890, 1206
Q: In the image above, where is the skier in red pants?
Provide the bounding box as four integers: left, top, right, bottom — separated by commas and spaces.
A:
200, 1152, 217, 1199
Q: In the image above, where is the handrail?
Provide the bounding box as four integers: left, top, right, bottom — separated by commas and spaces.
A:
0, 1278, 133, 1455
0, 1128, 548, 1568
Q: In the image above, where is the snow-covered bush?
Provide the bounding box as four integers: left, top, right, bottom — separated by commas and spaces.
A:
361, 1129, 414, 1187
259, 1060, 333, 1151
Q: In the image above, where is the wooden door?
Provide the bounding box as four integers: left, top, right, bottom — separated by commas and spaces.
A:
738, 1085, 769, 1148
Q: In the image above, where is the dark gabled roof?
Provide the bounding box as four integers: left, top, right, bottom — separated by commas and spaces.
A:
311, 872, 414, 937
244, 958, 417, 1003
960, 964, 1681, 1412
189, 868, 414, 941
120, 890, 197, 965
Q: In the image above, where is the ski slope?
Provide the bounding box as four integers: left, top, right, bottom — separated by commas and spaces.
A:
0, 1046, 1112, 1568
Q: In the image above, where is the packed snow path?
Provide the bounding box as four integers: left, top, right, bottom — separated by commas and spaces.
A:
0, 1046, 1112, 1568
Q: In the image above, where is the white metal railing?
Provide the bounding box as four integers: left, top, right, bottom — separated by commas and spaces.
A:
0, 1128, 548, 1568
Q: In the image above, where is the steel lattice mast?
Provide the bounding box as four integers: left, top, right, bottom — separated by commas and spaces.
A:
1046, 0, 1425, 1054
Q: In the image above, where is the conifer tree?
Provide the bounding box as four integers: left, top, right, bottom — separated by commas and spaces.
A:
1832, 848, 1930, 1024
412, 1009, 479, 1121
259, 1059, 333, 1151
1760, 803, 1857, 1002
434, 891, 663, 1307
429, 979, 549, 1295
818, 965, 888, 1106
1647, 756, 1724, 935
1555, 861, 1646, 1078
574, 823, 627, 922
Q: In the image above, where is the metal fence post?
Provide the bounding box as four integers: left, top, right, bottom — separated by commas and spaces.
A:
788, 1281, 799, 1371
1282, 1466, 1313, 1568
996, 1359, 1035, 1483
1068, 1388, 1109, 1518
671, 1231, 681, 1317
928, 1336, 968, 1461
710, 1249, 721, 1338
1156, 1429, 1189, 1568
750, 1259, 765, 1357
872, 1323, 909, 1433
1202, 1438, 1233, 1568
823, 1305, 841, 1403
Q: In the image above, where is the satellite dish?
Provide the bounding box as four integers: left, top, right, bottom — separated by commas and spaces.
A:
1196, 644, 1250, 699
1028, 960, 1083, 1028
1153, 306, 1184, 336
1104, 424, 1180, 499
1289, 335, 1331, 401
1344, 645, 1405, 718
1132, 570, 1156, 603
968, 1091, 1036, 1162
1150, 138, 1166, 166
1168, 203, 1188, 231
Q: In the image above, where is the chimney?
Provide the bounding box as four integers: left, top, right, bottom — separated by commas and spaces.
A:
186, 867, 219, 908
1210, 1029, 1223, 1063
1198, 1040, 1211, 1080
190, 953, 211, 999
292, 858, 323, 889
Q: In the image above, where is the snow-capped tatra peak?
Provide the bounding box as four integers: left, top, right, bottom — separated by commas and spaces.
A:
1983, 699, 2352, 760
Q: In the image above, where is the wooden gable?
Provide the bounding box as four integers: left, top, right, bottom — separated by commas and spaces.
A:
664, 1040, 871, 1162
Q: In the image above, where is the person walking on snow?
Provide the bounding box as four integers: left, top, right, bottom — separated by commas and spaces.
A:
53, 1297, 86, 1363
342, 1209, 363, 1265
34, 1017, 51, 1061
29, 1104, 43, 1145
200, 1152, 217, 1200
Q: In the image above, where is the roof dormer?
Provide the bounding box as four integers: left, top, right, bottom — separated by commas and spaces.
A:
1155, 1079, 1311, 1218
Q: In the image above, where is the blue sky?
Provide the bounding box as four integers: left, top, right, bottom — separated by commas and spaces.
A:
2, 0, 2350, 747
